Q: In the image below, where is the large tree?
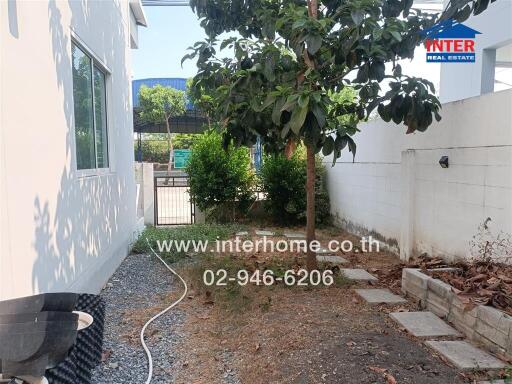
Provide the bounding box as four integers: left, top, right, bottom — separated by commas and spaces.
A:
139, 85, 186, 173
184, 0, 496, 269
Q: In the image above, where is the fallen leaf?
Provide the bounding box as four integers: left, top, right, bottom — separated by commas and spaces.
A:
368, 366, 387, 374
385, 373, 397, 384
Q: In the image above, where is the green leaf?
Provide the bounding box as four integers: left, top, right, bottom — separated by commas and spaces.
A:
312, 104, 326, 128
347, 136, 357, 161
262, 19, 276, 39
253, 94, 276, 112
393, 64, 402, 77
355, 65, 369, 83
281, 94, 299, 112
378, 103, 391, 122
272, 97, 285, 125
292, 19, 307, 30
335, 135, 348, 151
306, 33, 322, 55
390, 31, 402, 42
369, 61, 385, 82
286, 104, 308, 135
281, 124, 290, 139
403, 0, 414, 16
264, 56, 276, 81
474, 0, 490, 15
351, 10, 365, 26
297, 94, 310, 109
322, 136, 334, 156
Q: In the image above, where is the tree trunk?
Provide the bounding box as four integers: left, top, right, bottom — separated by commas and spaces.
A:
305, 142, 317, 270
305, 0, 318, 270
165, 118, 173, 175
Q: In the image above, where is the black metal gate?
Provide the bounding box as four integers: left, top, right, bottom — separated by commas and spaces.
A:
154, 175, 195, 225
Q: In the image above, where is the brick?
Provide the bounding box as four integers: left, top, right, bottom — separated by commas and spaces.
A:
427, 278, 453, 300
448, 304, 478, 337
478, 306, 512, 336
402, 269, 430, 302
476, 320, 509, 349
425, 293, 451, 318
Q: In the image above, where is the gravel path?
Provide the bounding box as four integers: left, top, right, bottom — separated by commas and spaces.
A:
91, 253, 185, 384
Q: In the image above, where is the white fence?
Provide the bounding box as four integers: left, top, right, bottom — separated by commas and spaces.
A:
325, 89, 512, 262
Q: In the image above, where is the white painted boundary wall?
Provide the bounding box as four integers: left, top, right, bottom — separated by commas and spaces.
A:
325, 89, 512, 262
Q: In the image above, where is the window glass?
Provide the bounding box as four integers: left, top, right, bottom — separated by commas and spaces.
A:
94, 66, 108, 168
72, 44, 96, 170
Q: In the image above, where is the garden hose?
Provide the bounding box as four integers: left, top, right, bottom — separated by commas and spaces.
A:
141, 238, 188, 384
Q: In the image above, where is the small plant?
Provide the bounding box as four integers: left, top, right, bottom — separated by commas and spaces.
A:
260, 152, 306, 224
469, 218, 512, 264
186, 129, 256, 222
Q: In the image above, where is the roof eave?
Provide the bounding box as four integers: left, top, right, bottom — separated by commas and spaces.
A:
129, 0, 148, 27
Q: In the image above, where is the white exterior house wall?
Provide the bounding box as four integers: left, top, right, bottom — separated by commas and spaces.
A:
0, 1, 143, 300
326, 89, 512, 261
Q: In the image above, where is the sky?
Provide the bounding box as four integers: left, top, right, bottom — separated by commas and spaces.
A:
132, 6, 207, 80
132, 5, 441, 93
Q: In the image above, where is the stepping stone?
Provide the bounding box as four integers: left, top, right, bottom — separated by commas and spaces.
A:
425, 341, 506, 370
340, 269, 378, 281
479, 381, 510, 384
316, 255, 348, 264
235, 231, 249, 236
284, 232, 306, 239
255, 230, 274, 236
390, 311, 461, 338
355, 289, 407, 304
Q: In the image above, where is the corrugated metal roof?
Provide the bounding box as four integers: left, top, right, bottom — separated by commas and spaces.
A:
132, 78, 193, 109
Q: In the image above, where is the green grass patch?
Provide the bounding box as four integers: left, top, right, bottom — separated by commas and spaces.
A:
131, 223, 245, 262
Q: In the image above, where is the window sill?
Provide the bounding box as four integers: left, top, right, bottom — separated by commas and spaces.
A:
75, 168, 115, 179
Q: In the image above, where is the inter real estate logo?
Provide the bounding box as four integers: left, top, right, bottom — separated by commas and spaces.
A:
421, 19, 481, 63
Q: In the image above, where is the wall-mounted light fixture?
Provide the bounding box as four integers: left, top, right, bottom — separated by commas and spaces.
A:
439, 156, 449, 168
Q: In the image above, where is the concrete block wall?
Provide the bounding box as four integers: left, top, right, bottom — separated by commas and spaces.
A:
325, 89, 512, 262
402, 269, 512, 357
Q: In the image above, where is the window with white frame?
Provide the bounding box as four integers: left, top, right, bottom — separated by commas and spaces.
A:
71, 41, 109, 170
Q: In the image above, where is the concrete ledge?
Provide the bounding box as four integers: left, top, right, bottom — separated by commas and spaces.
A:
402, 268, 512, 358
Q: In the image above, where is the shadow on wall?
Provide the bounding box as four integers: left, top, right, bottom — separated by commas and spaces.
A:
31, 1, 133, 293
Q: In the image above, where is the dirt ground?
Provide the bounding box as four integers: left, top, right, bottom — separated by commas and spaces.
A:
132, 226, 507, 383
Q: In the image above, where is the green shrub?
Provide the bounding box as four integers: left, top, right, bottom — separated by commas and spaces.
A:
134, 140, 168, 163
173, 133, 200, 149
260, 152, 306, 224
134, 135, 200, 163
186, 130, 255, 221
260, 148, 330, 225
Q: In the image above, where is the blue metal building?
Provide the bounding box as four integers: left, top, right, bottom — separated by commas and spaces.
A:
132, 77, 194, 109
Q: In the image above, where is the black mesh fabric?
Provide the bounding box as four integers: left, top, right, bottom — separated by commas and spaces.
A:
45, 294, 105, 384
